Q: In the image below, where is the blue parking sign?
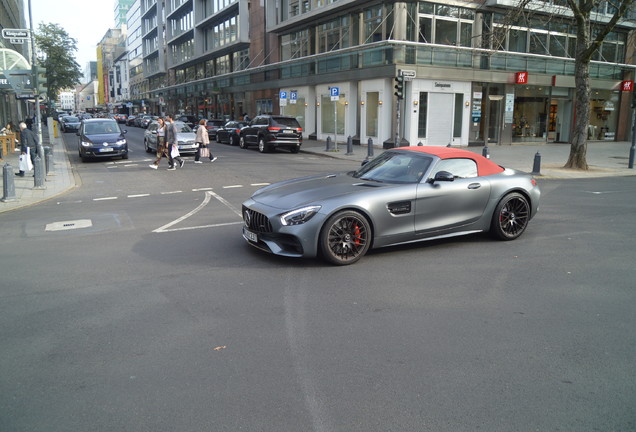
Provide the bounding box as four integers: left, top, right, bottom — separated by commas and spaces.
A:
330, 87, 339, 101
280, 91, 287, 99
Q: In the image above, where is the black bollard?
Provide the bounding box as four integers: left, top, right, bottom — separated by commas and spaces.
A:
346, 136, 354, 155
531, 152, 541, 175
325, 136, 332, 151
482, 145, 490, 159
417, 141, 423, 146
366, 137, 374, 159
1, 163, 17, 202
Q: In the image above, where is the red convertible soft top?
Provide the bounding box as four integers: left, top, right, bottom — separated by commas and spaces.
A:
397, 146, 505, 177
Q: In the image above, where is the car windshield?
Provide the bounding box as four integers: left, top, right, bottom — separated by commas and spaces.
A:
351, 151, 433, 184
175, 121, 193, 132
65, 116, 79, 122
84, 121, 119, 135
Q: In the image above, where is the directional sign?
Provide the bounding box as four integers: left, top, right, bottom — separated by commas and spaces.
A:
290, 91, 298, 104
401, 69, 416, 81
2, 29, 30, 39
330, 86, 339, 101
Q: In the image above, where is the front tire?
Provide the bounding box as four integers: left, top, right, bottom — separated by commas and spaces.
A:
320, 210, 372, 265
239, 136, 248, 149
491, 193, 530, 240
144, 140, 152, 153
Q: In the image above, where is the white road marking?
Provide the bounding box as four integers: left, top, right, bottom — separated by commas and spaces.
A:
251, 183, 270, 186
94, 197, 118, 201
192, 187, 213, 191
45, 219, 93, 231
153, 191, 242, 233
161, 190, 183, 195
223, 185, 243, 189
128, 194, 150, 198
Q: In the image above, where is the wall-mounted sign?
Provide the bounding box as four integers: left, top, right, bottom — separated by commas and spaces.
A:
621, 81, 634, 92
515, 71, 528, 84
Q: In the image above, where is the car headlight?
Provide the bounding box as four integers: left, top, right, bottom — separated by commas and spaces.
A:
116, 139, 126, 145
81, 141, 92, 147
280, 206, 321, 226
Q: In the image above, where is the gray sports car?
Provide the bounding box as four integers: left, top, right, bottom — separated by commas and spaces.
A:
242, 146, 541, 265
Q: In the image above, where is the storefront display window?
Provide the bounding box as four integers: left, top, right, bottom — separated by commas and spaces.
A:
366, 92, 379, 137
588, 90, 619, 140
512, 86, 548, 142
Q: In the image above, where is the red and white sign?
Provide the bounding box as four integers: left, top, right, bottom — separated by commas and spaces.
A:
515, 71, 528, 84
621, 80, 634, 91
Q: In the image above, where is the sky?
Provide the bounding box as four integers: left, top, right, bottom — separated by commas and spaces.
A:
27, 0, 115, 74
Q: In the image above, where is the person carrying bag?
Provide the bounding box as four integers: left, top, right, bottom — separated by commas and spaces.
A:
194, 119, 217, 164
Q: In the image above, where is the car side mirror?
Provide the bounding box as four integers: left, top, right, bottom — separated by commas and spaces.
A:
432, 171, 454, 182
360, 160, 369, 166
122, 130, 127, 134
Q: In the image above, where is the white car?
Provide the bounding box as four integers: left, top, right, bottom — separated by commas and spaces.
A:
144, 121, 198, 154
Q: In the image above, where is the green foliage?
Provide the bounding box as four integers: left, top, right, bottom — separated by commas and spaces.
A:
34, 23, 83, 101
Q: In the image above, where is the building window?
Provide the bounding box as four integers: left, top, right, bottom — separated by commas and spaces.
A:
317, 16, 350, 53
281, 30, 310, 60
417, 2, 474, 47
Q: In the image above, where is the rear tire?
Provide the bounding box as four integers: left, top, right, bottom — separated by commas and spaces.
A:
258, 137, 268, 153
491, 192, 530, 240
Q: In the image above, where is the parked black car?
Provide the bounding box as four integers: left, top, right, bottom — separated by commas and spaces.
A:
177, 115, 199, 129
216, 121, 247, 145
205, 119, 226, 140
239, 115, 302, 153
77, 118, 128, 162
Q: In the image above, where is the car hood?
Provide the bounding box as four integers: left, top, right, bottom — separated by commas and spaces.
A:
82, 133, 124, 143
177, 132, 196, 141
251, 172, 387, 209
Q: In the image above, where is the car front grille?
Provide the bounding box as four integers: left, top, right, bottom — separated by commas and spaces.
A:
243, 206, 273, 233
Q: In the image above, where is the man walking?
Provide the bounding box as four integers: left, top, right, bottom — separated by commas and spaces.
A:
16, 122, 38, 176
165, 114, 184, 170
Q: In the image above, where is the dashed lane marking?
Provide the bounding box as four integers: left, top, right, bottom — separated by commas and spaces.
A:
128, 194, 150, 198
93, 197, 118, 201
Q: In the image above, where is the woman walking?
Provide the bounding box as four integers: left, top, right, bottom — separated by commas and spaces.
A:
149, 117, 168, 169
194, 119, 217, 163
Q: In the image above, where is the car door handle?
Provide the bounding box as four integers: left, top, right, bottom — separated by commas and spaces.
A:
468, 183, 481, 189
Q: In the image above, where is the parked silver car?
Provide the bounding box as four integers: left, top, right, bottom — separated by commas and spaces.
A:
144, 121, 198, 154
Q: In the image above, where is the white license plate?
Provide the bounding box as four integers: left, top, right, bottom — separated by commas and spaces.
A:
243, 227, 258, 242
99, 147, 114, 152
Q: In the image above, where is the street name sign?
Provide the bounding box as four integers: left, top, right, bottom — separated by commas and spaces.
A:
2, 29, 30, 39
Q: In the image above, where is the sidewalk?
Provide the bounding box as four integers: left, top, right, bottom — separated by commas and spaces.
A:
1, 127, 634, 214
300, 139, 636, 179
0, 123, 76, 214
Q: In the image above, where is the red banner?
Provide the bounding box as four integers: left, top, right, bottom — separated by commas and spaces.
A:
515, 71, 528, 84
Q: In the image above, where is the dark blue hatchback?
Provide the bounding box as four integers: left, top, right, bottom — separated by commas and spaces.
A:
77, 118, 128, 162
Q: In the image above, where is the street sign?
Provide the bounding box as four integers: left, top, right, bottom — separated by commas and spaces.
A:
10, 39, 25, 45
2, 29, 30, 39
290, 91, 298, 104
330, 86, 339, 101
279, 90, 287, 106
401, 69, 416, 81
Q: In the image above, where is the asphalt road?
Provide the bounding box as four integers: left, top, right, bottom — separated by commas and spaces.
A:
0, 126, 634, 432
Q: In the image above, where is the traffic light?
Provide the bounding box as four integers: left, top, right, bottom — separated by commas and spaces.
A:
394, 75, 404, 99
33, 66, 48, 98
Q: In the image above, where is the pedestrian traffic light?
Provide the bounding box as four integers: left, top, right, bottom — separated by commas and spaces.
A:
394, 75, 404, 100
33, 66, 48, 98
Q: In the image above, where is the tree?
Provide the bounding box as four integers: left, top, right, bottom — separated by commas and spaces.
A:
563, 0, 635, 169
34, 23, 83, 102
486, 0, 635, 170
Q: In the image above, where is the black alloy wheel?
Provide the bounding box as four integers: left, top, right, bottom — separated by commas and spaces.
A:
320, 210, 372, 265
491, 192, 530, 240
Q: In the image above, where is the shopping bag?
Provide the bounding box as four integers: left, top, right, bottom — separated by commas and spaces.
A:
199, 147, 210, 158
170, 145, 180, 158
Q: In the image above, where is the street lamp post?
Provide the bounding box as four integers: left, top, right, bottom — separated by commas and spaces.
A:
27, 0, 43, 151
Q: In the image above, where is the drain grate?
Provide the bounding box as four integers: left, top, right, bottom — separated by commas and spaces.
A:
45, 219, 93, 232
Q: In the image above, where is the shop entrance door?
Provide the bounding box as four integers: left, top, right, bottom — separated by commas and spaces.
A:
428, 93, 453, 146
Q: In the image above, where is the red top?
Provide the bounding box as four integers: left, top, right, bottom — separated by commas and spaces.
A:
397, 146, 505, 177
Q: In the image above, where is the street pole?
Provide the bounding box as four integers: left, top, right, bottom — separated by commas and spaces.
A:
629, 107, 635, 169
28, 0, 43, 152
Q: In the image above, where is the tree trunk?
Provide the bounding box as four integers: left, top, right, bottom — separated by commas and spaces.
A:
565, 57, 590, 169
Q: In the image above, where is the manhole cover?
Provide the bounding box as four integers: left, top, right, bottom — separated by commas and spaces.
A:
45, 219, 93, 231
